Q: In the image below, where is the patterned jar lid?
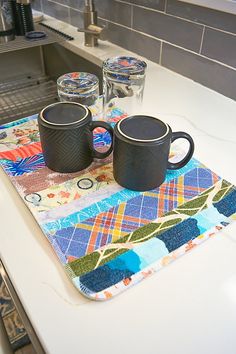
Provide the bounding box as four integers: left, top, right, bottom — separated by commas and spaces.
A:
57, 72, 99, 93
103, 56, 147, 75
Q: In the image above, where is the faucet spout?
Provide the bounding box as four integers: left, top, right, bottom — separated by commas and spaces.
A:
77, 0, 107, 47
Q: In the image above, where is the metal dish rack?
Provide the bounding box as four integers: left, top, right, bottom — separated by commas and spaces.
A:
0, 24, 73, 125
0, 23, 73, 54
0, 75, 58, 123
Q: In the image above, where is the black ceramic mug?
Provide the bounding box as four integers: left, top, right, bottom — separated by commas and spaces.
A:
38, 102, 113, 173
113, 115, 194, 191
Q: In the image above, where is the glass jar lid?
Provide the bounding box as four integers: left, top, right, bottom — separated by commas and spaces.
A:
57, 72, 99, 93
103, 56, 147, 75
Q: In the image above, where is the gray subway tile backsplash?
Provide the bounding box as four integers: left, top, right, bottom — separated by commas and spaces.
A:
69, 8, 83, 29
201, 28, 236, 69
166, 0, 236, 34
42, 0, 70, 23
37, 0, 236, 100
33, 0, 42, 12
94, 0, 132, 27
128, 0, 165, 12
162, 42, 236, 101
104, 21, 161, 63
133, 5, 203, 52
50, 0, 70, 6
69, 0, 84, 11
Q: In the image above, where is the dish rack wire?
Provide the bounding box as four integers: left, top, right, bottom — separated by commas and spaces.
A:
0, 23, 74, 125
0, 75, 58, 124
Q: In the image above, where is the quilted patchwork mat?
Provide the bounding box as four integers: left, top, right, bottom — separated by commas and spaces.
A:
0, 112, 236, 300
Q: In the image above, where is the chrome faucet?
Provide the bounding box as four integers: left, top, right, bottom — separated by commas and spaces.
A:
77, 0, 107, 47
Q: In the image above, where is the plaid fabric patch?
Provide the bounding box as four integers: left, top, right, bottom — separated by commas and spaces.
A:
51, 167, 219, 260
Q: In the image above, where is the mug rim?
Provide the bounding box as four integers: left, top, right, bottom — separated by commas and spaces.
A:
40, 102, 89, 126
117, 115, 170, 142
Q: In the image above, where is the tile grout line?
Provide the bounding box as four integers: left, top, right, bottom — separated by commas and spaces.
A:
96, 17, 236, 71
68, 6, 71, 25
157, 40, 236, 71
40, 0, 43, 12
48, 0, 70, 9
94, 17, 236, 70
115, 0, 132, 4
199, 25, 206, 54
196, 24, 236, 38
132, 3, 203, 28
164, 0, 168, 13
49, 0, 236, 37
160, 41, 236, 72
159, 41, 163, 65
41, 1, 236, 71
68, 7, 83, 13
125, 2, 236, 38
97, 16, 132, 30
132, 4, 236, 37
130, 4, 133, 29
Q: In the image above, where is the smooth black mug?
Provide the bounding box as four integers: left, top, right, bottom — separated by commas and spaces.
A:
113, 115, 194, 191
38, 102, 113, 173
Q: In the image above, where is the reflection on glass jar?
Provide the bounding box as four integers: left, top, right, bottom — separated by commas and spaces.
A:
103, 56, 147, 123
57, 72, 100, 119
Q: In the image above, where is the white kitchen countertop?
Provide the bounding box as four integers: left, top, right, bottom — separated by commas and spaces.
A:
1, 16, 236, 354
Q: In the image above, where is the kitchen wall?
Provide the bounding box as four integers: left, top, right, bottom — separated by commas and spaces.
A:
33, 0, 236, 100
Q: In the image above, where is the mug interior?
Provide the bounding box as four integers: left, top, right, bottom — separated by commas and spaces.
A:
40, 102, 89, 126
117, 115, 169, 142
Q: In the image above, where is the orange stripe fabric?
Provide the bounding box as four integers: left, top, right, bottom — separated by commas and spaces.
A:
0, 142, 42, 161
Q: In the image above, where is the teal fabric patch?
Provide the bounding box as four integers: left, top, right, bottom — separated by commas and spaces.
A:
43, 157, 200, 233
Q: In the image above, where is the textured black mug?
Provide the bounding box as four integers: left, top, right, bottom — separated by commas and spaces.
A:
38, 102, 113, 173
113, 115, 194, 191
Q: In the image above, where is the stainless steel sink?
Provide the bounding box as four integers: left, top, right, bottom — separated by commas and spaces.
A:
0, 39, 102, 124
0, 35, 103, 353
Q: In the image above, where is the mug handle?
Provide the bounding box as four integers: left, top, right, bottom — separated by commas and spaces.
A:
89, 121, 114, 159
167, 131, 194, 170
